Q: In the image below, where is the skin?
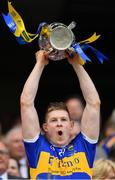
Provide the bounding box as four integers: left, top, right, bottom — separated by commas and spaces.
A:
105, 170, 115, 179
66, 98, 84, 137
0, 142, 9, 175
7, 158, 20, 177
5, 127, 25, 160
67, 54, 100, 140
20, 51, 48, 139
105, 127, 115, 138
66, 98, 84, 122
43, 110, 73, 146
20, 50, 100, 146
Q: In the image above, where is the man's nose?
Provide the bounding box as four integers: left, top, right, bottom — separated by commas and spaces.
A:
57, 120, 63, 126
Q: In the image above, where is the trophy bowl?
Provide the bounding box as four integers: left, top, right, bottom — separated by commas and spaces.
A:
38, 22, 76, 60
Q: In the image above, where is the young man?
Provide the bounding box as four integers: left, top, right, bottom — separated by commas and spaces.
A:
20, 50, 100, 179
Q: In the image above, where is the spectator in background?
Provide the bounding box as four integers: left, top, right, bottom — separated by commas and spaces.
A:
7, 158, 21, 177
102, 133, 115, 157
100, 112, 115, 157
108, 108, 115, 124
0, 140, 22, 179
95, 145, 107, 160
4, 125, 29, 178
95, 110, 115, 159
65, 94, 85, 138
104, 121, 115, 139
93, 158, 115, 179
109, 144, 115, 162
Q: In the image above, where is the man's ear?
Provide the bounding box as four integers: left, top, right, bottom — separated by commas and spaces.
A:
42, 123, 48, 132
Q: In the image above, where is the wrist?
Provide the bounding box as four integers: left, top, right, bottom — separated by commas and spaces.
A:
70, 60, 80, 68
36, 60, 45, 70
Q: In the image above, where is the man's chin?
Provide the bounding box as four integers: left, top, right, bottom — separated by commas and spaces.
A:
54, 139, 69, 147
46, 135, 69, 147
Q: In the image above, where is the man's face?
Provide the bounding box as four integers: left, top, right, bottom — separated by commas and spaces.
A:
43, 110, 73, 146
66, 98, 84, 122
7, 158, 20, 177
0, 142, 9, 175
7, 129, 25, 160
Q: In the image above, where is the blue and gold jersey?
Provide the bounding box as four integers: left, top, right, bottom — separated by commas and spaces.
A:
24, 133, 97, 179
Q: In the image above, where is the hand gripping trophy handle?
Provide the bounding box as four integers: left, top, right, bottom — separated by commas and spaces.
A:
38, 22, 76, 61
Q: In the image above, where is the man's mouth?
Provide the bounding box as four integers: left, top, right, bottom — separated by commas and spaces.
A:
58, 130, 63, 136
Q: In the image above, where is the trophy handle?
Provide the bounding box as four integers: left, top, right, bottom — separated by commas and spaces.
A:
68, 21, 76, 30
48, 47, 53, 53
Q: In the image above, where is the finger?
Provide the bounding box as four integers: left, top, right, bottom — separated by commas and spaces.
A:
65, 51, 75, 59
43, 51, 49, 59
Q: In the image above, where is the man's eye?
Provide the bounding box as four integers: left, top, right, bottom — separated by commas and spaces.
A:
51, 119, 57, 122
62, 118, 67, 121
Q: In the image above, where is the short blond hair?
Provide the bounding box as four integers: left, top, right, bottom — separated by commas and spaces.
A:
44, 102, 70, 122
93, 158, 115, 179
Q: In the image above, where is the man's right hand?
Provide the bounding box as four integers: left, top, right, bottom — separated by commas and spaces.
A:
35, 50, 49, 66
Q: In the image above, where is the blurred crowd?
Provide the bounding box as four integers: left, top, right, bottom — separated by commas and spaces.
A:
0, 120, 29, 179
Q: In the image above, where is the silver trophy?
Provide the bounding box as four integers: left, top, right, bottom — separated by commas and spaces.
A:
38, 22, 76, 60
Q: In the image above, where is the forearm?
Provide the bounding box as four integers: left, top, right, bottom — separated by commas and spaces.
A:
21, 61, 45, 105
68, 55, 100, 139
20, 51, 47, 139
72, 62, 100, 106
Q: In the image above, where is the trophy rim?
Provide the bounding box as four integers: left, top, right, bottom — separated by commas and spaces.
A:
49, 25, 74, 50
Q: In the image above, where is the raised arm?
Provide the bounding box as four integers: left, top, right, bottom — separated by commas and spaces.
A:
68, 54, 101, 140
20, 50, 48, 139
